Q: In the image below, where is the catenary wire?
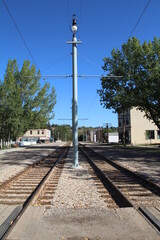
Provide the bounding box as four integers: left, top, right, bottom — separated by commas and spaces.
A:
77, 52, 100, 70
41, 53, 70, 73
2, 0, 40, 72
78, 0, 83, 39
128, 0, 152, 39
85, 94, 98, 117
79, 0, 83, 27
67, 0, 70, 25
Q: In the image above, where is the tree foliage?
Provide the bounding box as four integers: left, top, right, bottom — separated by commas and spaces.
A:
52, 124, 72, 141
0, 59, 56, 140
98, 37, 160, 129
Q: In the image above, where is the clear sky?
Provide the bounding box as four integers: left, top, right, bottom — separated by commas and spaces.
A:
0, 0, 159, 128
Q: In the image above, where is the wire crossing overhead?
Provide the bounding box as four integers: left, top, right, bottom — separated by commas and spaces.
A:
128, 0, 152, 39
58, 118, 88, 121
2, 0, 40, 72
39, 75, 122, 80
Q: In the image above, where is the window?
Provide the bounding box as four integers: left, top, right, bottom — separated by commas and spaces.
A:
126, 118, 129, 125
157, 130, 160, 139
119, 121, 121, 127
37, 130, 40, 134
30, 130, 32, 135
146, 130, 155, 140
42, 130, 44, 134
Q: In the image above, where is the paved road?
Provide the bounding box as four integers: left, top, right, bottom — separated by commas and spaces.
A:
0, 142, 63, 183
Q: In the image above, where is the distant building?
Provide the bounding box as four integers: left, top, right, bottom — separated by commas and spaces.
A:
90, 131, 97, 142
118, 108, 160, 145
108, 132, 119, 143
22, 129, 51, 143
96, 128, 104, 143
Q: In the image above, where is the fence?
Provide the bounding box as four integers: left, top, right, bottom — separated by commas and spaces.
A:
0, 139, 13, 149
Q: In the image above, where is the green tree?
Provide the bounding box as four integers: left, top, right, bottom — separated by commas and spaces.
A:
0, 59, 56, 141
0, 60, 22, 140
52, 124, 72, 141
98, 37, 160, 129
18, 60, 56, 131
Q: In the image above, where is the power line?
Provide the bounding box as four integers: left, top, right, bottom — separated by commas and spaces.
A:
78, 0, 83, 38
85, 94, 98, 116
78, 52, 100, 69
2, 0, 40, 71
67, 0, 71, 37
57, 118, 88, 121
37, 74, 122, 80
41, 53, 70, 72
128, 0, 152, 39
67, 0, 70, 25
79, 0, 83, 27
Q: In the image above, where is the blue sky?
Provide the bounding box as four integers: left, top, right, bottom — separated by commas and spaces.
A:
0, 0, 160, 127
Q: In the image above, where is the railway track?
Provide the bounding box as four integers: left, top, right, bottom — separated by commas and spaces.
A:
78, 150, 118, 209
79, 144, 160, 231
1, 143, 160, 238
0, 144, 69, 239
32, 149, 68, 206
79, 144, 160, 208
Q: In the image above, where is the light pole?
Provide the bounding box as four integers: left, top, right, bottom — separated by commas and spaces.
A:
58, 132, 60, 141
67, 14, 82, 167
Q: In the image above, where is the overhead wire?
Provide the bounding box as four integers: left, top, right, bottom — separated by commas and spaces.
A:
77, 51, 102, 119
67, 0, 72, 80
79, 0, 83, 26
77, 52, 100, 70
2, 0, 41, 72
76, 1, 103, 121
78, 0, 83, 39
128, 0, 152, 39
67, 0, 70, 25
41, 53, 71, 73
78, 0, 152, 125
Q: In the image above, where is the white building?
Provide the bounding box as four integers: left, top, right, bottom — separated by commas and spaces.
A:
108, 132, 119, 143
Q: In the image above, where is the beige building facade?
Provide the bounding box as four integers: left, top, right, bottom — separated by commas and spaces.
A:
22, 129, 51, 142
118, 108, 160, 145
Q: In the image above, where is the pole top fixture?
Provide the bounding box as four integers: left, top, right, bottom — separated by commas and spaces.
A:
71, 14, 78, 36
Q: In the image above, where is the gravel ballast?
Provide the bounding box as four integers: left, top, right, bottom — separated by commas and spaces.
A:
50, 149, 108, 209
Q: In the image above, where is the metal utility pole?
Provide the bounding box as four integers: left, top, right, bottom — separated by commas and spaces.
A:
72, 32, 78, 166
123, 113, 126, 146
67, 14, 82, 167
103, 123, 111, 143
58, 132, 60, 141
35, 15, 121, 166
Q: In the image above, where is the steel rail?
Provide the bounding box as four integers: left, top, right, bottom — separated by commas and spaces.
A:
79, 145, 133, 208
0, 156, 45, 190
0, 145, 60, 190
29, 147, 69, 206
0, 145, 69, 240
79, 143, 160, 197
79, 143, 160, 232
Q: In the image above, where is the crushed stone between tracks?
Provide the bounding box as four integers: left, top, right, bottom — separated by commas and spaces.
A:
48, 149, 108, 210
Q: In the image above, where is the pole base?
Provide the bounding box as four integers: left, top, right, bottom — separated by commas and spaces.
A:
72, 164, 82, 169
